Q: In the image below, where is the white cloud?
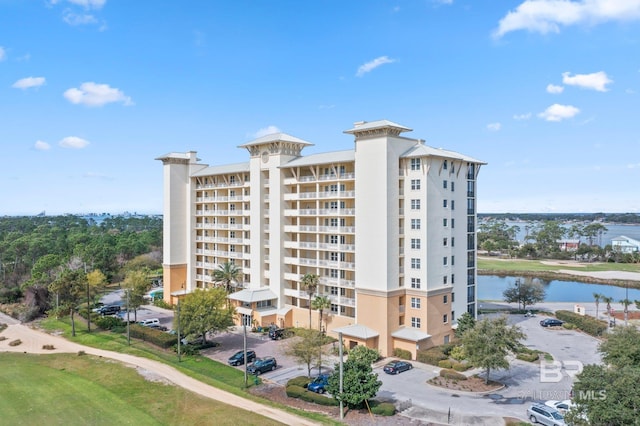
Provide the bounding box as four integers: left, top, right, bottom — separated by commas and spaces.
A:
63, 12, 97, 25
63, 82, 133, 107
433, 0, 453, 4
59, 136, 90, 149
487, 122, 502, 131
494, 0, 640, 38
546, 84, 564, 94
513, 112, 532, 120
562, 71, 612, 92
538, 103, 580, 121
0, 46, 5, 61
34, 140, 51, 151
254, 125, 281, 138
356, 56, 395, 77
67, 0, 106, 8
12, 77, 46, 89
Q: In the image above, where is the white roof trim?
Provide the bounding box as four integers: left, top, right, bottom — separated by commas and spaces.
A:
332, 324, 379, 340
228, 288, 278, 303
391, 327, 432, 342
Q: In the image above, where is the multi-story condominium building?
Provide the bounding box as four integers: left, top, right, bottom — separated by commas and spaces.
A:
157, 119, 484, 358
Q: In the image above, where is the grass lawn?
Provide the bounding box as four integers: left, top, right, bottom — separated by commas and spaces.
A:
32, 317, 340, 425
0, 352, 284, 426
478, 257, 640, 274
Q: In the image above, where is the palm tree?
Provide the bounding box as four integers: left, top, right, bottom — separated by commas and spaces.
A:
602, 295, 613, 317
212, 262, 241, 308
593, 293, 602, 319
300, 273, 319, 328
312, 295, 331, 332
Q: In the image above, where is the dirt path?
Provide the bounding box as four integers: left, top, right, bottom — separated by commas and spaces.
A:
0, 314, 319, 426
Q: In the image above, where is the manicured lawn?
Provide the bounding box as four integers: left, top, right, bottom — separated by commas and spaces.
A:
478, 257, 640, 274
0, 352, 283, 426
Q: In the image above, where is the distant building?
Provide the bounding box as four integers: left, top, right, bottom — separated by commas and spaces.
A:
558, 239, 580, 252
611, 236, 640, 253
156, 119, 485, 359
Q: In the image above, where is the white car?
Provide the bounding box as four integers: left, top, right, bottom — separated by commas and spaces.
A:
544, 400, 575, 414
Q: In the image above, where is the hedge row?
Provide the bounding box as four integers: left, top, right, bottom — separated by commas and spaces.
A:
285, 384, 339, 406
128, 324, 178, 349
437, 359, 472, 371
417, 348, 448, 365
370, 401, 396, 416
393, 348, 412, 360
555, 310, 608, 336
439, 368, 467, 380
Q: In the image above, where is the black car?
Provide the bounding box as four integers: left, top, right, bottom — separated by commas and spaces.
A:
540, 318, 564, 327
269, 328, 285, 340
383, 360, 413, 375
247, 356, 277, 375
228, 349, 256, 366
98, 305, 121, 316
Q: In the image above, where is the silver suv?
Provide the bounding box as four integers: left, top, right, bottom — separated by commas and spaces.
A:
527, 403, 565, 425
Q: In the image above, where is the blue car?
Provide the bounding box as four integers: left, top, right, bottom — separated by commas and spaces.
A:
307, 374, 329, 394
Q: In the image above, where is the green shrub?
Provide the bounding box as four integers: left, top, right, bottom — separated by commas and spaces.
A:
452, 361, 471, 371
393, 348, 412, 360
153, 299, 172, 309
8, 339, 22, 347
95, 316, 124, 330
438, 359, 453, 369
516, 351, 540, 362
563, 322, 576, 330
369, 401, 396, 416
0, 323, 7, 332
417, 347, 447, 365
287, 376, 312, 388
285, 384, 338, 406
555, 310, 607, 336
129, 324, 178, 349
449, 345, 466, 361
439, 368, 467, 380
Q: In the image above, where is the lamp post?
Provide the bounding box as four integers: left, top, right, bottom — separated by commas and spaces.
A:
177, 283, 184, 362
243, 314, 248, 387
126, 289, 131, 346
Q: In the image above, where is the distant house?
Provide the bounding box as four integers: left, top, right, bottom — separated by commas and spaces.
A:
611, 236, 640, 253
558, 239, 580, 252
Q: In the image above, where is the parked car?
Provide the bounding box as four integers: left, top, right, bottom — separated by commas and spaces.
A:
544, 399, 575, 414
247, 356, 277, 375
268, 328, 286, 340
383, 360, 413, 375
527, 402, 565, 425
148, 323, 168, 331
138, 318, 160, 327
98, 305, 121, 316
540, 318, 564, 327
307, 374, 329, 394
228, 349, 256, 366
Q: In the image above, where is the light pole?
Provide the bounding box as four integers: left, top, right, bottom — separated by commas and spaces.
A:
177, 283, 184, 362
126, 289, 131, 346
243, 315, 248, 387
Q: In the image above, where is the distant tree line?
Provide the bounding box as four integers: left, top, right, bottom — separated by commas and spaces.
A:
478, 212, 640, 224
0, 215, 162, 320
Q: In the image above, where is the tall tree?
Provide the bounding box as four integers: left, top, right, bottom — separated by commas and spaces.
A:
49, 268, 87, 337
86, 269, 107, 332
601, 295, 614, 323
462, 316, 525, 384
327, 357, 382, 408
176, 287, 234, 344
592, 293, 602, 319
311, 295, 331, 332
454, 311, 476, 338
121, 269, 150, 322
502, 278, 546, 311
286, 328, 325, 377
211, 262, 241, 308
300, 273, 319, 328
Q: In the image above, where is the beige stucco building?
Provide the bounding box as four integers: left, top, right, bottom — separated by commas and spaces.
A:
157, 119, 485, 359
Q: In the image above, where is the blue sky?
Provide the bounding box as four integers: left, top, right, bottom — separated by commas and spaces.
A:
1, 0, 639, 215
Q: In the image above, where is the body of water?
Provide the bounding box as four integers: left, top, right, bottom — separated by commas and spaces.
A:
478, 274, 640, 303
503, 221, 640, 247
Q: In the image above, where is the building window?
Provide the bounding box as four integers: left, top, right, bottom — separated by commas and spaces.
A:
329, 235, 338, 244
443, 180, 448, 189
230, 217, 236, 225
443, 199, 448, 208
331, 304, 338, 313
452, 292, 455, 302
330, 252, 338, 261
330, 286, 338, 295
330, 269, 338, 278
443, 275, 448, 284
229, 231, 236, 239
451, 200, 455, 210
411, 238, 421, 249
411, 179, 421, 190
452, 311, 455, 321
443, 218, 448, 227
411, 199, 420, 210
443, 294, 448, 304
443, 257, 448, 266
411, 297, 421, 309
410, 158, 421, 170
443, 314, 448, 324
451, 181, 455, 192
229, 245, 236, 252
451, 274, 455, 284
411, 317, 421, 328
229, 175, 236, 184
451, 237, 455, 247
443, 237, 448, 247
443, 160, 448, 170
451, 256, 455, 266
411, 258, 421, 269
451, 218, 455, 228
229, 204, 236, 211
411, 219, 421, 230
411, 278, 421, 289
